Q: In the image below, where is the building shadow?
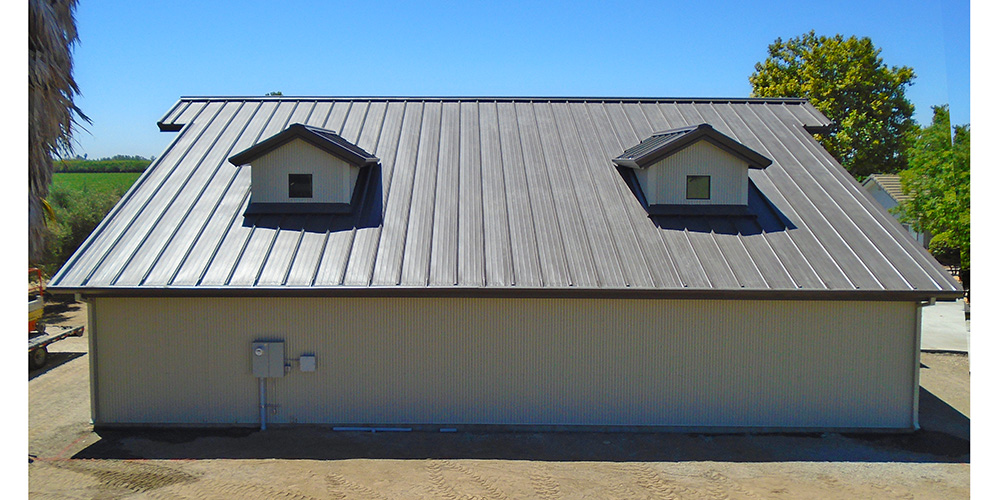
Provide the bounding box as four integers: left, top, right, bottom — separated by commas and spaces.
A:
39, 296, 84, 324
628, 174, 796, 236
72, 388, 968, 464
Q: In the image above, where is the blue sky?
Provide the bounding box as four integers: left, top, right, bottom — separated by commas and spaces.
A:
68, 0, 970, 159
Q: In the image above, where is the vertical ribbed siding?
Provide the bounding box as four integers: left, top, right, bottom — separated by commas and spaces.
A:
648, 141, 749, 205
251, 138, 358, 204
92, 297, 917, 429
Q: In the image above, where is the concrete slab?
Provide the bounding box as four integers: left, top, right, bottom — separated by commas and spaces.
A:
921, 300, 970, 352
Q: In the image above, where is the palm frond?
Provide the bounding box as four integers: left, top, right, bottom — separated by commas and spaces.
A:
28, 0, 90, 261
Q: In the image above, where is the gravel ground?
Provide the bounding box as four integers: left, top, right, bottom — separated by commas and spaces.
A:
28, 299, 971, 499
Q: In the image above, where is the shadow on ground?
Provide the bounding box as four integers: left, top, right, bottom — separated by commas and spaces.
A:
40, 296, 83, 324
28, 352, 85, 381
72, 389, 968, 464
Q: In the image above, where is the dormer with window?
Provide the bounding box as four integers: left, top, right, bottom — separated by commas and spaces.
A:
613, 124, 771, 215
229, 123, 379, 214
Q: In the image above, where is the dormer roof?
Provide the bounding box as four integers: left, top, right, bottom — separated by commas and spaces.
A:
613, 123, 772, 170
229, 123, 379, 167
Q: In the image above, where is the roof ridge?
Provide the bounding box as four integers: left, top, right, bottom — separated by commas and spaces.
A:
175, 96, 815, 104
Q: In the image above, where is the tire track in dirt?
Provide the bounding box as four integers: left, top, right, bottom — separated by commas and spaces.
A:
628, 463, 692, 500
605, 464, 649, 499
193, 478, 324, 500
626, 463, 739, 500
701, 469, 766, 500
326, 473, 391, 500
426, 460, 464, 500
528, 464, 561, 500
449, 462, 510, 500
425, 460, 511, 500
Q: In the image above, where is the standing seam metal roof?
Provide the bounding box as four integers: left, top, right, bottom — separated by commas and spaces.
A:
49, 97, 962, 299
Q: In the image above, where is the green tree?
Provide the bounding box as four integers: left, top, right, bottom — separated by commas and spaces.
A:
897, 105, 970, 275
29, 0, 89, 261
750, 31, 917, 179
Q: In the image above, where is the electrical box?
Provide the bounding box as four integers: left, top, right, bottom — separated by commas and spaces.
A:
300, 354, 316, 372
252, 341, 285, 378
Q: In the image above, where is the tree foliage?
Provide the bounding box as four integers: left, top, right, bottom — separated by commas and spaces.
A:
39, 183, 126, 276
29, 0, 89, 261
896, 106, 970, 271
750, 31, 917, 179
57, 158, 151, 173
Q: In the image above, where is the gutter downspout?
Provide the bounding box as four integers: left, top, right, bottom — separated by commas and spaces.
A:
77, 294, 100, 427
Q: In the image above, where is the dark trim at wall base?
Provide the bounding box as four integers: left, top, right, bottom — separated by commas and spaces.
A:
91, 422, 916, 434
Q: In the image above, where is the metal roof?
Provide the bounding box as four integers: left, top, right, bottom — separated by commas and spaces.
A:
49, 97, 962, 300
613, 123, 771, 169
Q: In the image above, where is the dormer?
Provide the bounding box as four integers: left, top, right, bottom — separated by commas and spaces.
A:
229, 123, 378, 214
613, 124, 771, 215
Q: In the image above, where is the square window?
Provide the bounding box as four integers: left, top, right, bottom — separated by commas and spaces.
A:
288, 174, 313, 198
686, 175, 710, 200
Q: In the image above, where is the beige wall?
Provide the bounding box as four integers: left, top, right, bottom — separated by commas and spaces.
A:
637, 141, 749, 205
249, 138, 359, 204
90, 297, 918, 430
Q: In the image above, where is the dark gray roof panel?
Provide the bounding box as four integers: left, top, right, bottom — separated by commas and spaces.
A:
51, 97, 962, 299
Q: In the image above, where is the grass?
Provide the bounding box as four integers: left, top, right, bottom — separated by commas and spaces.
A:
51, 172, 142, 195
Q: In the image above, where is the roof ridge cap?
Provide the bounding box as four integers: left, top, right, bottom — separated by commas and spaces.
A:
173, 96, 814, 104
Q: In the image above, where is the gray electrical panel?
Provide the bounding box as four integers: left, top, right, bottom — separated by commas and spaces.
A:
300, 354, 316, 372
252, 341, 285, 378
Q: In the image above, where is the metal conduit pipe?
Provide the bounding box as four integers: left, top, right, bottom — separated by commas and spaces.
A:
259, 378, 267, 431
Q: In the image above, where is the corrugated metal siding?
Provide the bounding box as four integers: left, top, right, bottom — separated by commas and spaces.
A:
51, 97, 961, 298
92, 297, 917, 429
250, 138, 358, 204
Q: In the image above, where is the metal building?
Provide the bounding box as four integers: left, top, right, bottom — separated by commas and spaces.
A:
49, 97, 962, 431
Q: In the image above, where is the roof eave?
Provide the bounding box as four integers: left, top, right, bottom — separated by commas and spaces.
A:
611, 158, 641, 169
51, 285, 966, 302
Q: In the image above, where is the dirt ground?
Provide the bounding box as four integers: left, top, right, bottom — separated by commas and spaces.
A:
28, 299, 971, 499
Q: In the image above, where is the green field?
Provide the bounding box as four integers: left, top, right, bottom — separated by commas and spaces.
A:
52, 172, 142, 195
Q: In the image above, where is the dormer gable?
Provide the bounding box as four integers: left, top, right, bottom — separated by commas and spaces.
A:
228, 123, 379, 214
613, 124, 771, 215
